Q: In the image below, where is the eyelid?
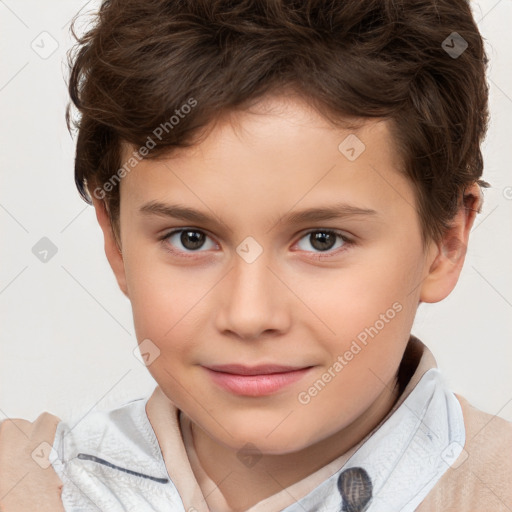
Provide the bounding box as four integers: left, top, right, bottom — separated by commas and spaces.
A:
297, 227, 353, 241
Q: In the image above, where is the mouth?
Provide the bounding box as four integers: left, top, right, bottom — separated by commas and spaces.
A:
202, 364, 314, 396
205, 363, 312, 375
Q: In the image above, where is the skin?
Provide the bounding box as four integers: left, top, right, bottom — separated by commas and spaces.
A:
93, 93, 480, 511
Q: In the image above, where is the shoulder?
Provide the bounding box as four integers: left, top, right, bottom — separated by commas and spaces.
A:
54, 395, 162, 460
52, 395, 182, 509
0, 397, 154, 509
0, 412, 64, 511
417, 393, 512, 511
0, 395, 177, 510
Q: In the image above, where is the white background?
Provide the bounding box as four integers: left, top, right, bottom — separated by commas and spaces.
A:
1, 0, 511, 423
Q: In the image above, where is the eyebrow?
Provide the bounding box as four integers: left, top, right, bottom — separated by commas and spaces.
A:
139, 200, 378, 231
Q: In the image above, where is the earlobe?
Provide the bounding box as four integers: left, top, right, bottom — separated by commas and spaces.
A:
419, 183, 482, 304
91, 197, 129, 298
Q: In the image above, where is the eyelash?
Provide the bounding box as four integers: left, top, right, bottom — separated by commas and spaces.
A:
158, 228, 355, 260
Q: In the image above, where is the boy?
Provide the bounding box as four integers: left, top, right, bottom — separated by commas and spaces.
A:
1, 0, 511, 510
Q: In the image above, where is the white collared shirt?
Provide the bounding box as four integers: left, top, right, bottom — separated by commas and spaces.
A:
50, 341, 465, 511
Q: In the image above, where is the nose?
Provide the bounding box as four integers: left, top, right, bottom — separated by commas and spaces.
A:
214, 251, 291, 341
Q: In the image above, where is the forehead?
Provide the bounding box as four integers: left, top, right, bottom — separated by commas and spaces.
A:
118, 95, 413, 223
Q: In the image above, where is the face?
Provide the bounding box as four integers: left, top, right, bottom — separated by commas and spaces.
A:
99, 94, 456, 455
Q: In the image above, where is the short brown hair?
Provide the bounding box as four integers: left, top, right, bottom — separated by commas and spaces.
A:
67, 0, 490, 246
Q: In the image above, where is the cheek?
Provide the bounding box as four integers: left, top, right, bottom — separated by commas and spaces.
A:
297, 283, 416, 435
312, 255, 417, 341
124, 251, 207, 358
126, 261, 204, 407
308, 247, 421, 387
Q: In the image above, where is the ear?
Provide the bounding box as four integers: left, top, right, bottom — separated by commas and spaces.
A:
419, 183, 482, 303
91, 197, 129, 298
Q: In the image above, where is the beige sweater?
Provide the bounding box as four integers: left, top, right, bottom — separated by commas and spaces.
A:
1, 341, 511, 511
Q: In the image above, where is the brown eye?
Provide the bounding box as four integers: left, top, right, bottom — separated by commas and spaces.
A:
296, 230, 349, 254
309, 231, 337, 251
162, 229, 216, 253
179, 230, 206, 250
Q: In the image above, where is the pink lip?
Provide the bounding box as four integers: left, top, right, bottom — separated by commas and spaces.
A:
203, 364, 313, 396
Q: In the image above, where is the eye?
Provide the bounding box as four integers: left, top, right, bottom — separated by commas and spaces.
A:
160, 228, 217, 255
294, 229, 353, 257
159, 227, 354, 259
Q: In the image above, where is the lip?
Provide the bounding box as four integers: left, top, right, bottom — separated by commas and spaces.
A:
203, 364, 314, 396
205, 363, 310, 375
